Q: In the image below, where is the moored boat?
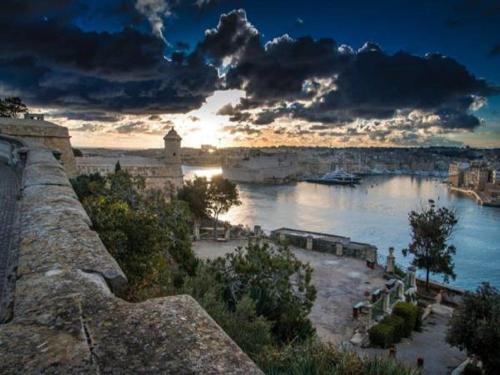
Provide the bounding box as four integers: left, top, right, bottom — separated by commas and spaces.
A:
305, 169, 361, 185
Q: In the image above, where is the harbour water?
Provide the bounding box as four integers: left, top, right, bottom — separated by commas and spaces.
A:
183, 166, 500, 290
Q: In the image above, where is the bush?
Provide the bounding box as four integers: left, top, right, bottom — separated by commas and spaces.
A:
369, 322, 394, 348
370, 314, 406, 348
463, 363, 483, 375
392, 302, 419, 337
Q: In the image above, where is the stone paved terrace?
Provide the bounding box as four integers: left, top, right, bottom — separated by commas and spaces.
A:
358, 304, 466, 375
0, 136, 261, 374
193, 239, 387, 344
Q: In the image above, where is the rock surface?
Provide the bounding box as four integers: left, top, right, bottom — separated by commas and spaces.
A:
0, 140, 261, 374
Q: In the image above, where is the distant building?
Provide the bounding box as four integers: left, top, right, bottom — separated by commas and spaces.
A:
76, 128, 183, 192
448, 162, 470, 187
0, 113, 77, 176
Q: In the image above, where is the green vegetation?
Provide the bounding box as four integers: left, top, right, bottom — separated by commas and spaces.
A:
447, 283, 500, 375
462, 363, 483, 375
369, 302, 420, 348
71, 171, 196, 300
177, 175, 241, 238
73, 171, 420, 374
403, 205, 458, 290
0, 96, 28, 118
369, 321, 395, 348
392, 302, 419, 337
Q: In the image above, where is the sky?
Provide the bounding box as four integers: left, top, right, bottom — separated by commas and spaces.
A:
0, 0, 499, 149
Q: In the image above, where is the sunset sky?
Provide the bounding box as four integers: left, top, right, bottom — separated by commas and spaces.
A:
1, 0, 499, 148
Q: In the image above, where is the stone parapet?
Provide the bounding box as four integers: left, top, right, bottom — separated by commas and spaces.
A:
0, 140, 261, 374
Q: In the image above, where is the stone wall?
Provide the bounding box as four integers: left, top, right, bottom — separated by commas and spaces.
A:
271, 227, 378, 263
0, 118, 77, 177
0, 139, 261, 374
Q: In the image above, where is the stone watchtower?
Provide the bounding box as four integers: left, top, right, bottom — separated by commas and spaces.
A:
163, 128, 183, 190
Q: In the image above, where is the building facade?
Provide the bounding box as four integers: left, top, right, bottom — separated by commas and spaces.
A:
76, 128, 184, 192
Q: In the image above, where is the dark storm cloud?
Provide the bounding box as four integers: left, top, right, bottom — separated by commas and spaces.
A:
199, 9, 259, 66
223, 124, 261, 135
0, 0, 219, 114
202, 9, 497, 131
50, 111, 124, 122
489, 44, 500, 57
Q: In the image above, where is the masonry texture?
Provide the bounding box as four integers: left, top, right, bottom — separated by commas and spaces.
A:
0, 163, 18, 307
0, 138, 261, 374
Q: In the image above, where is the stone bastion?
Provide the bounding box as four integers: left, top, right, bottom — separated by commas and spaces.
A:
0, 135, 261, 374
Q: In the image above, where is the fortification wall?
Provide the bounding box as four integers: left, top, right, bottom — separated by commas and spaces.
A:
0, 119, 77, 177
0, 139, 260, 374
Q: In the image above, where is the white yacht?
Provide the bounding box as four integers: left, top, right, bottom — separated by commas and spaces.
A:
306, 169, 361, 185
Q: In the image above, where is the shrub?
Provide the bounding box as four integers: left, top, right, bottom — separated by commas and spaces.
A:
463, 363, 483, 375
382, 314, 406, 343
392, 302, 419, 337
369, 322, 394, 348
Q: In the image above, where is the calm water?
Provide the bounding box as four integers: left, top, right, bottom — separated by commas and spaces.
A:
183, 166, 500, 290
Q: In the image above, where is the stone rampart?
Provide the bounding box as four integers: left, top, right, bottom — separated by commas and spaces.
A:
0, 139, 261, 374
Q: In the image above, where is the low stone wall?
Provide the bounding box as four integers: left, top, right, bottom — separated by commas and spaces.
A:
0, 140, 261, 374
270, 227, 378, 263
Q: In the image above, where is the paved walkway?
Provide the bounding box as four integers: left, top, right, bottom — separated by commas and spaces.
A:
193, 239, 387, 344
358, 304, 466, 375
0, 162, 19, 307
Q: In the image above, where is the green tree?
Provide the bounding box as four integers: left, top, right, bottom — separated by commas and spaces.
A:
0, 97, 28, 117
71, 171, 194, 299
177, 176, 211, 234
71, 173, 106, 200
83, 195, 172, 300
207, 175, 240, 239
447, 283, 500, 375
208, 242, 317, 343
403, 205, 458, 290
179, 263, 274, 357
115, 160, 122, 172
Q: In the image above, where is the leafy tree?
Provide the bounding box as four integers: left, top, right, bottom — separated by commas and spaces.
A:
71, 173, 106, 200
83, 195, 172, 299
0, 97, 28, 117
403, 205, 458, 290
179, 263, 274, 357
447, 283, 500, 375
207, 175, 241, 239
71, 171, 194, 299
177, 176, 211, 221
143, 190, 197, 276
115, 160, 122, 172
208, 242, 317, 343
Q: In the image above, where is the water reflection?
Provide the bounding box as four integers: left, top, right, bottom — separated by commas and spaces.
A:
182, 165, 222, 181
183, 166, 500, 290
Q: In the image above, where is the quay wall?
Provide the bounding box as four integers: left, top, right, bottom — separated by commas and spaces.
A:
0, 138, 260, 374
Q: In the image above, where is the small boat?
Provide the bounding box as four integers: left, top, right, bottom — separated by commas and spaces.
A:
306, 169, 361, 185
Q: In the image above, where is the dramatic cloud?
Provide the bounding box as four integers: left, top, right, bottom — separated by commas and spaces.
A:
202, 9, 497, 139
0, 0, 218, 114
135, 0, 171, 41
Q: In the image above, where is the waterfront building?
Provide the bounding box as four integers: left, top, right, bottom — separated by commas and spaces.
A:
76, 128, 183, 192
448, 161, 470, 187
